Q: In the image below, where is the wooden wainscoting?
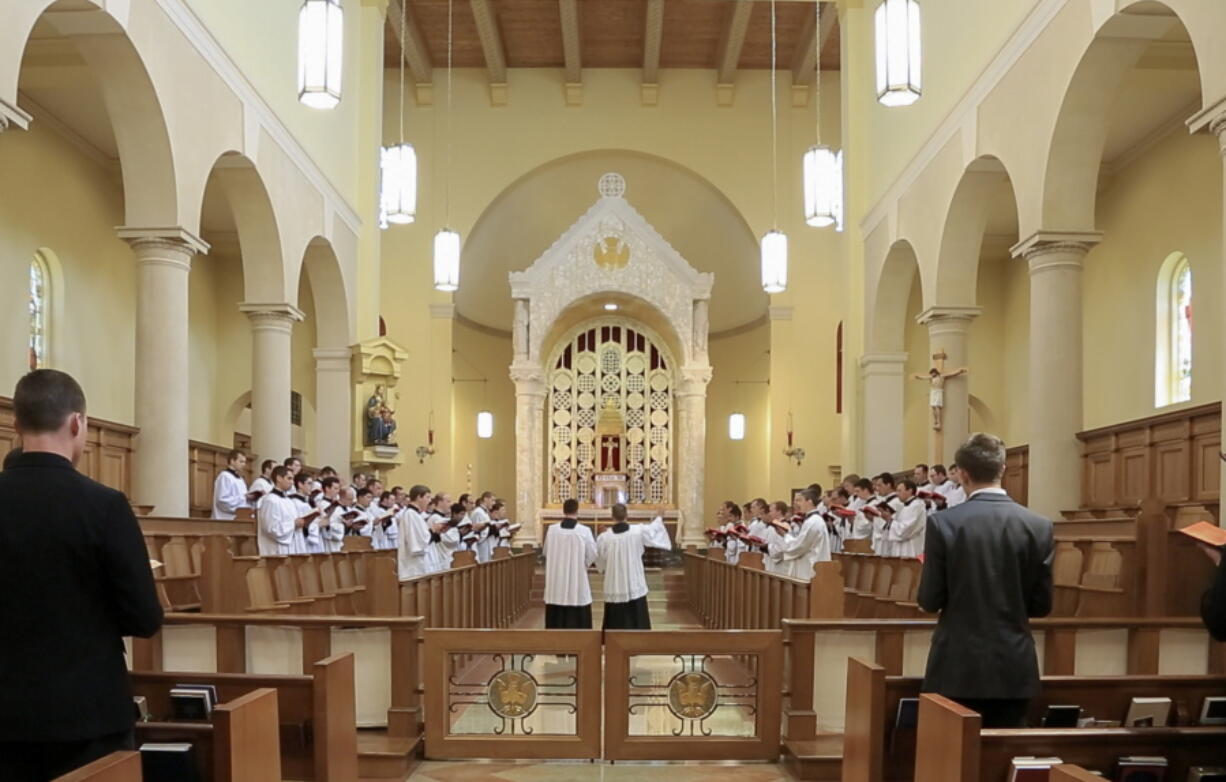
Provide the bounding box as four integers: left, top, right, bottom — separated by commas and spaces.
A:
1002, 445, 1029, 506
189, 440, 256, 518
1078, 402, 1220, 508
0, 395, 137, 496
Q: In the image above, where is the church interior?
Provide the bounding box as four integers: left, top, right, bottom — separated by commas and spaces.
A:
2, 0, 1226, 779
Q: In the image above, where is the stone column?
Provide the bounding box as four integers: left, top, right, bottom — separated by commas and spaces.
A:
511, 365, 546, 547
1012, 231, 1101, 518
675, 367, 712, 547
118, 227, 209, 516
240, 303, 304, 466
917, 306, 980, 464
313, 347, 352, 474
1206, 114, 1226, 496
859, 353, 908, 475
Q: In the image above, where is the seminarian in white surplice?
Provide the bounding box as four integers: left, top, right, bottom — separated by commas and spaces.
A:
543, 498, 597, 629
595, 503, 672, 629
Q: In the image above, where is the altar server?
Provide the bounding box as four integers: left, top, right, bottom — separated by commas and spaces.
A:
778, 487, 832, 580
887, 479, 927, 559
596, 504, 672, 629
256, 466, 311, 556
248, 459, 276, 504
543, 498, 597, 629
396, 485, 434, 580
211, 450, 249, 520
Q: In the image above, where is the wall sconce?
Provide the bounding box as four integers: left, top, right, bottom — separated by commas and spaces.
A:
728, 412, 746, 441
783, 411, 805, 466
416, 416, 436, 464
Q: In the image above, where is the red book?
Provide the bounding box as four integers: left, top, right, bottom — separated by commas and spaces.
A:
833, 508, 857, 518
1178, 521, 1226, 547
862, 505, 882, 517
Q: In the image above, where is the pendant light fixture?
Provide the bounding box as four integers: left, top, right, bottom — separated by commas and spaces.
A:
297, 0, 343, 109
433, 0, 461, 291
760, 0, 788, 294
875, 0, 922, 107
380, 0, 416, 228
803, 2, 844, 231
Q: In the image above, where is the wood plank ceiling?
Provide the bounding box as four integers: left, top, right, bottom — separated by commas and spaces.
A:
385, 0, 840, 105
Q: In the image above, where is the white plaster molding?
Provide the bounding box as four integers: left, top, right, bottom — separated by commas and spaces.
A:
1187, 94, 1226, 134
1010, 229, 1103, 260
916, 305, 982, 326
239, 302, 306, 324
859, 352, 909, 372
0, 96, 33, 131
116, 225, 210, 255
429, 303, 456, 319
154, 0, 362, 233
859, 0, 1068, 237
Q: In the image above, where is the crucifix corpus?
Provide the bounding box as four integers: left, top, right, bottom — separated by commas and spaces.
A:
912, 350, 967, 432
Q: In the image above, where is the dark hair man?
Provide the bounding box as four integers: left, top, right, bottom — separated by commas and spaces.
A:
917, 433, 1053, 728
0, 370, 162, 779
544, 497, 596, 628
212, 449, 249, 520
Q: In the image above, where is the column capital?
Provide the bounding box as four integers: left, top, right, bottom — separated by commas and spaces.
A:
240, 302, 305, 329
313, 347, 351, 371
509, 364, 546, 395
859, 352, 908, 370
429, 303, 456, 319
0, 97, 32, 132
1186, 94, 1226, 137
677, 365, 713, 396
1010, 230, 1102, 262
118, 226, 210, 271
916, 305, 982, 327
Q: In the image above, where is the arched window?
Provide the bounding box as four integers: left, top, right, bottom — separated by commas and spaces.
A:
1155, 252, 1192, 407
28, 255, 48, 370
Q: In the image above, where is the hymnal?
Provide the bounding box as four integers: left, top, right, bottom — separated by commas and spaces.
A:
133, 695, 149, 722
1008, 757, 1063, 782
1188, 768, 1226, 781
140, 743, 202, 782
169, 683, 216, 721
888, 697, 918, 755
1041, 704, 1081, 728
1124, 697, 1172, 727
1200, 696, 1226, 725
1117, 756, 1168, 782
1177, 521, 1226, 548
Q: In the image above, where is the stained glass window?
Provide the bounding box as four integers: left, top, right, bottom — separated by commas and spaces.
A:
1171, 260, 1192, 404
28, 257, 46, 370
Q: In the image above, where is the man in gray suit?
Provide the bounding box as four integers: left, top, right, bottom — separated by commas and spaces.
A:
917, 432, 1053, 728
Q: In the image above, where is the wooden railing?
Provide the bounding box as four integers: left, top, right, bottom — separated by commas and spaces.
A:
682, 550, 846, 628
782, 617, 1226, 738
401, 549, 536, 628
132, 613, 422, 741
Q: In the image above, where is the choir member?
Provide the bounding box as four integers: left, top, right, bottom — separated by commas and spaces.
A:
366, 477, 384, 497
396, 484, 433, 580
849, 478, 874, 512
283, 456, 302, 478
943, 466, 968, 507
543, 498, 597, 629
763, 501, 793, 574
596, 504, 672, 629
746, 498, 770, 540
371, 490, 399, 551
351, 471, 368, 491
392, 485, 406, 506
779, 487, 832, 580
427, 495, 460, 570
451, 502, 478, 549
248, 459, 276, 503
324, 487, 354, 553
351, 488, 375, 537
913, 463, 933, 493
840, 473, 861, 497
470, 491, 495, 563
888, 479, 927, 558
720, 501, 744, 564
287, 472, 317, 554
256, 466, 313, 555
211, 449, 249, 520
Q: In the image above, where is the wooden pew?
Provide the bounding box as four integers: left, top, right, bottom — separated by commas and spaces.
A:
132, 656, 354, 781
682, 551, 846, 630
915, 692, 1226, 782
53, 752, 141, 782
843, 657, 1226, 782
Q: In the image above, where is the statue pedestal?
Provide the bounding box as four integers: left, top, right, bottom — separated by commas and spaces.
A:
359, 444, 403, 469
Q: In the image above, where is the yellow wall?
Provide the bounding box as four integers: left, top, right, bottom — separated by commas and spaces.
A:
184, 0, 364, 209
1082, 129, 1223, 428
451, 320, 517, 512
968, 251, 1030, 447
705, 322, 773, 517
902, 274, 926, 466
188, 249, 250, 447
0, 120, 135, 424
292, 274, 319, 460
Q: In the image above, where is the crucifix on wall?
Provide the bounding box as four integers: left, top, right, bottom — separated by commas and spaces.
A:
600, 434, 622, 473
912, 350, 968, 432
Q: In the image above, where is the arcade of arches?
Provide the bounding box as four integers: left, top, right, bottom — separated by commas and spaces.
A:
3, 0, 1226, 776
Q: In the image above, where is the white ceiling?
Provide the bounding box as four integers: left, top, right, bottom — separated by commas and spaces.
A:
453, 151, 766, 334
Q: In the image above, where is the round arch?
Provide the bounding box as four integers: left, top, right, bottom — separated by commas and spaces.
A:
868, 239, 922, 354
300, 237, 352, 350
934, 156, 1021, 307
199, 152, 286, 305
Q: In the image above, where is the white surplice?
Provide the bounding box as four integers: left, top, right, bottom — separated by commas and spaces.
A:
212, 469, 248, 520
256, 491, 298, 556
763, 523, 790, 574
323, 505, 349, 553
778, 509, 832, 580
595, 516, 671, 603
887, 498, 927, 558
543, 521, 597, 607
396, 506, 433, 580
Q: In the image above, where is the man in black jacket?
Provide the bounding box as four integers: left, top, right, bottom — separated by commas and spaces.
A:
0, 370, 163, 781
917, 432, 1054, 728
1199, 544, 1226, 641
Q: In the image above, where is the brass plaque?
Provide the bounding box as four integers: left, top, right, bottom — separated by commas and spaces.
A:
488, 670, 538, 719
667, 671, 717, 721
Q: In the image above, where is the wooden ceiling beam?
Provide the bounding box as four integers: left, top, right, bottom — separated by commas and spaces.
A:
469, 0, 509, 104
715, 0, 754, 104
559, 0, 583, 104
641, 0, 664, 105
386, 0, 434, 105
792, 2, 837, 86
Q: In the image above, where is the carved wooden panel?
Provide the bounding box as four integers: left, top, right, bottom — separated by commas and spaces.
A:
0, 396, 136, 496
1002, 446, 1028, 507
1077, 403, 1220, 508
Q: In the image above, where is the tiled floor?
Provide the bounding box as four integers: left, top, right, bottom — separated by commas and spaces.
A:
409, 760, 794, 781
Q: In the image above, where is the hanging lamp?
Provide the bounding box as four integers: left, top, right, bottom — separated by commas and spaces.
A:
760, 0, 788, 294
433, 0, 461, 291
380, 0, 416, 227
875, 0, 922, 107
297, 0, 343, 109
803, 2, 844, 230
